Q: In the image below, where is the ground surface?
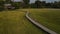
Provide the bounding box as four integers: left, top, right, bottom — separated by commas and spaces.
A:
0, 10, 47, 34
0, 9, 60, 34
25, 9, 60, 34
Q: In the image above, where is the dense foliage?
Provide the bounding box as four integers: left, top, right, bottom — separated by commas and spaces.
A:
0, 0, 60, 10
0, 1, 4, 11
31, 0, 60, 8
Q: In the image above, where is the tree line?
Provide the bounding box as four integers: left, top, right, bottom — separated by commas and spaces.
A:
0, 0, 60, 11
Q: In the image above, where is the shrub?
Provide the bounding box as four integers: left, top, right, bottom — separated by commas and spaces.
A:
0, 6, 4, 11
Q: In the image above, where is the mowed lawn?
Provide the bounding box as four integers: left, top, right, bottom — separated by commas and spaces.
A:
26, 9, 60, 34
0, 10, 47, 34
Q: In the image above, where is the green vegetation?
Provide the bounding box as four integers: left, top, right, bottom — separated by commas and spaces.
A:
0, 0, 60, 11
0, 10, 47, 34
27, 9, 60, 34
0, 9, 60, 34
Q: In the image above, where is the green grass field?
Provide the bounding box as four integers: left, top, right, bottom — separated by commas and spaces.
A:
0, 10, 47, 34
0, 9, 60, 34
25, 9, 60, 34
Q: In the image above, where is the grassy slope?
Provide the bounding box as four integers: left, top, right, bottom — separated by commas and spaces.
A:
27, 9, 60, 34
0, 10, 46, 34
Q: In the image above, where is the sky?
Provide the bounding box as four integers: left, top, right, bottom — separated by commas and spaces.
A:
12, 0, 59, 3
30, 0, 59, 3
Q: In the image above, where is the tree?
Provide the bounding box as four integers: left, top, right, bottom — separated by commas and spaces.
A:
30, 3, 36, 8
0, 1, 4, 11
35, 0, 42, 8
23, 0, 30, 4
41, 1, 46, 8
5, 0, 12, 3
23, 0, 30, 8
12, 2, 22, 9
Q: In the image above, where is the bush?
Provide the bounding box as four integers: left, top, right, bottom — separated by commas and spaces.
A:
0, 6, 4, 11
12, 2, 21, 9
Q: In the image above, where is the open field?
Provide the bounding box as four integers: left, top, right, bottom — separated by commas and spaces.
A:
25, 9, 60, 34
0, 9, 60, 34
0, 10, 47, 34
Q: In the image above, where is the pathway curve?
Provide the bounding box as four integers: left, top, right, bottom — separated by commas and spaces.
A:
25, 11, 57, 34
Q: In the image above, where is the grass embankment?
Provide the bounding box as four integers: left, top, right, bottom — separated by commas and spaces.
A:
0, 10, 47, 34
27, 9, 60, 34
